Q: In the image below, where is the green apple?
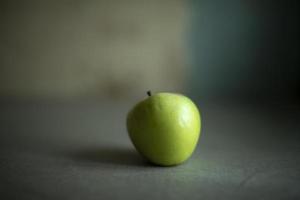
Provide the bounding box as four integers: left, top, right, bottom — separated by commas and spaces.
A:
126, 91, 201, 166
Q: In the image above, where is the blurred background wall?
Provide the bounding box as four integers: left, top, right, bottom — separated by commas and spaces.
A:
0, 0, 188, 100
188, 0, 299, 103
0, 0, 299, 103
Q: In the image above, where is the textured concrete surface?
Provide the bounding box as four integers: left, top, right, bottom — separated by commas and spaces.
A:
0, 100, 300, 199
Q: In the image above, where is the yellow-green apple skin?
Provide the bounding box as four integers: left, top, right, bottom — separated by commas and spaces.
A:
126, 92, 201, 166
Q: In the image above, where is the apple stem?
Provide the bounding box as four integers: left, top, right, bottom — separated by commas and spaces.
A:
147, 90, 152, 97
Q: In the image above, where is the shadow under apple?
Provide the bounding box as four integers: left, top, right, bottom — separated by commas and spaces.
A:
70, 146, 151, 167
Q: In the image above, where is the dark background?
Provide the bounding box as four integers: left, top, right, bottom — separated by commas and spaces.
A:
188, 0, 299, 103
0, 0, 299, 199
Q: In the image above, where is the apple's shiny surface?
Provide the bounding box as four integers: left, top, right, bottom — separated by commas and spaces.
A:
127, 92, 201, 166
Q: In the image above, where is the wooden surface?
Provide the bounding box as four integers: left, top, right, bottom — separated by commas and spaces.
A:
1, 100, 300, 199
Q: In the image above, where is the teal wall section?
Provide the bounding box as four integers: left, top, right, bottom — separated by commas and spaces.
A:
188, 0, 299, 102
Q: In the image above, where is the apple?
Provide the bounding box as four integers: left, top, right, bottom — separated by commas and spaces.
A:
126, 91, 201, 166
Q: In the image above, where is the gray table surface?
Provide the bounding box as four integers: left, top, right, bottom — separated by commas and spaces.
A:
0, 99, 300, 200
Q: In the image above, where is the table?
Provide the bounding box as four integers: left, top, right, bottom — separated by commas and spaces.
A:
1, 99, 299, 199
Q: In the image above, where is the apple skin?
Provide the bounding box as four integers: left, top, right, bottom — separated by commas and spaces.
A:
126, 92, 201, 166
